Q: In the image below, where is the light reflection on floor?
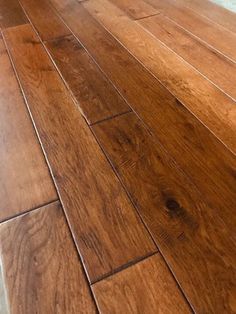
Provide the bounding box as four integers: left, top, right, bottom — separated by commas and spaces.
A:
211, 0, 236, 13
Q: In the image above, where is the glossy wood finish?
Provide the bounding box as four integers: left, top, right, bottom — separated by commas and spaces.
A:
45, 35, 130, 124
84, 0, 236, 154
49, 0, 236, 230
19, 0, 71, 41
174, 0, 236, 34
140, 13, 236, 100
108, 0, 159, 19
93, 254, 191, 313
0, 201, 96, 314
92, 112, 236, 313
0, 38, 57, 222
3, 24, 156, 283
0, 0, 27, 29
145, 0, 236, 62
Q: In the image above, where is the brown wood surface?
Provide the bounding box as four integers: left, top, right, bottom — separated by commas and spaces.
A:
3, 24, 156, 283
84, 0, 236, 155
45, 35, 130, 124
19, 0, 71, 41
174, 0, 236, 34
92, 254, 191, 313
92, 112, 236, 313
108, 0, 159, 19
144, 0, 236, 62
49, 0, 236, 230
140, 13, 236, 100
0, 201, 96, 314
0, 38, 57, 222
0, 0, 27, 29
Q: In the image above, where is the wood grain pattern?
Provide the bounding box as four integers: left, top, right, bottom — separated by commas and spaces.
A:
0, 37, 57, 222
84, 0, 236, 154
92, 112, 236, 313
140, 14, 236, 100
145, 0, 236, 62
49, 0, 236, 230
45, 35, 130, 124
93, 254, 191, 313
108, 0, 159, 19
3, 24, 156, 282
0, 201, 96, 314
19, 0, 71, 41
0, 0, 27, 29
174, 0, 236, 34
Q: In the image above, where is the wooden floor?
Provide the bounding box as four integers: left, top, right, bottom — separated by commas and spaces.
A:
0, 0, 235, 313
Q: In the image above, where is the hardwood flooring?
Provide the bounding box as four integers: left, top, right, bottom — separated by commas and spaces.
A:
0, 0, 235, 313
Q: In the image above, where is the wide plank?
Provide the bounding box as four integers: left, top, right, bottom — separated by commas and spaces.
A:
45, 35, 130, 124
92, 112, 236, 313
93, 254, 191, 313
0, 201, 96, 313
108, 0, 159, 19
19, 0, 71, 41
49, 0, 236, 230
84, 0, 236, 154
3, 24, 156, 282
0, 0, 27, 29
0, 37, 57, 222
144, 0, 236, 62
174, 0, 236, 34
140, 13, 236, 100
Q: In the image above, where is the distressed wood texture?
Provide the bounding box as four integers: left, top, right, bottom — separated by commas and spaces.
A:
108, 0, 159, 19
0, 37, 57, 222
174, 0, 236, 34
145, 0, 236, 62
49, 0, 236, 230
0, 201, 96, 314
83, 0, 236, 154
93, 254, 191, 313
19, 0, 71, 40
139, 13, 236, 100
3, 24, 156, 283
45, 35, 130, 124
92, 112, 236, 314
0, 0, 27, 29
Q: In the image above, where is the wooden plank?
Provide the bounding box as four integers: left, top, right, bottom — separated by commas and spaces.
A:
83, 0, 236, 154
3, 24, 156, 282
0, 201, 96, 313
0, 0, 27, 29
108, 0, 159, 19
93, 254, 191, 313
49, 0, 236, 230
144, 0, 236, 62
45, 35, 130, 124
0, 37, 57, 222
92, 112, 236, 313
19, 0, 71, 41
174, 0, 236, 34
139, 14, 236, 100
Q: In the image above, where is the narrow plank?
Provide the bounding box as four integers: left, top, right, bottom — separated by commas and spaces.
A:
0, 201, 96, 313
84, 0, 236, 154
93, 254, 191, 313
174, 0, 236, 34
19, 0, 71, 41
140, 14, 236, 100
144, 0, 236, 62
0, 0, 27, 29
108, 0, 159, 19
0, 37, 57, 222
45, 35, 130, 124
92, 112, 236, 313
3, 24, 156, 282
49, 0, 236, 229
